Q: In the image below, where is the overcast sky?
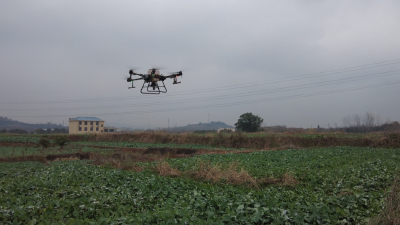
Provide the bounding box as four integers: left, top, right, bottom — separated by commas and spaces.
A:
1, 0, 400, 129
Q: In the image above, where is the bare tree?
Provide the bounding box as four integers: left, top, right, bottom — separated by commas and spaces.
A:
342, 116, 352, 128
342, 112, 381, 133
353, 114, 361, 127
376, 114, 381, 126
363, 112, 375, 128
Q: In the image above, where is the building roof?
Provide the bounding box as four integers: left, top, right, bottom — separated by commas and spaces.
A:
69, 117, 104, 122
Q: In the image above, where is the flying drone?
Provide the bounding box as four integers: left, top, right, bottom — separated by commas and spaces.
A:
126, 68, 183, 94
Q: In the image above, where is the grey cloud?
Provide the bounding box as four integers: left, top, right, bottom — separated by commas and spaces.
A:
1, 0, 400, 128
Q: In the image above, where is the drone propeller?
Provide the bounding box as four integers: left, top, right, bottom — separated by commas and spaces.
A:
150, 66, 165, 70
168, 71, 183, 76
127, 67, 141, 75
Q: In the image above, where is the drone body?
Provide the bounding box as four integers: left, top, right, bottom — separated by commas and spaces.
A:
127, 68, 183, 94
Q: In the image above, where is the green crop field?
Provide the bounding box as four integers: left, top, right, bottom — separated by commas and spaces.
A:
0, 135, 46, 144
71, 141, 246, 151
0, 136, 399, 224
0, 146, 113, 158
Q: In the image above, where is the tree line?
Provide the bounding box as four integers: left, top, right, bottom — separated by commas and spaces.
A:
341, 112, 400, 133
0, 128, 68, 134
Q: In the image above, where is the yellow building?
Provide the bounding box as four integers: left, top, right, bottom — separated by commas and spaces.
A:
68, 117, 106, 134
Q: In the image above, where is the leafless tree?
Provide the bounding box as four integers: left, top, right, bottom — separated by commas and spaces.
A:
353, 114, 361, 127
342, 112, 381, 132
342, 116, 352, 128
363, 112, 375, 128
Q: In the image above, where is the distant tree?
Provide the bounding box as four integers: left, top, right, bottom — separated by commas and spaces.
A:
9, 129, 28, 134
376, 121, 400, 131
193, 130, 217, 134
34, 128, 45, 134
219, 129, 234, 133
342, 112, 381, 133
235, 113, 263, 132
53, 128, 68, 134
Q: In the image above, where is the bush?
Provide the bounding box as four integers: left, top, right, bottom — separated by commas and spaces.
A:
54, 136, 70, 148
219, 129, 234, 133
38, 138, 50, 148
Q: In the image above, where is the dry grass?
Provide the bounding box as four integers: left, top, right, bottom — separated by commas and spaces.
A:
89, 152, 145, 172
369, 176, 400, 225
259, 172, 299, 186
187, 160, 259, 189
53, 157, 80, 162
154, 161, 181, 177
83, 131, 400, 150
150, 159, 300, 189
151, 160, 259, 188
338, 191, 354, 197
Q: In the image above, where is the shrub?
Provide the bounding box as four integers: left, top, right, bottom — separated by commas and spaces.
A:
38, 138, 50, 148
54, 136, 70, 148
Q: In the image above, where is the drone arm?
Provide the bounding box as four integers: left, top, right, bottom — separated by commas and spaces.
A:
132, 77, 144, 81
127, 77, 144, 83
163, 74, 183, 79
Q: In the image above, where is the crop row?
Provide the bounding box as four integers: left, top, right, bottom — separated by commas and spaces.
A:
0, 146, 113, 158
0, 136, 45, 144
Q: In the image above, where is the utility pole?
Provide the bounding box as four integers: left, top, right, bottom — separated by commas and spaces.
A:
168, 118, 169, 128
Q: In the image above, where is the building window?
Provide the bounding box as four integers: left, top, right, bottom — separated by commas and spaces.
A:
79, 127, 81, 131
101, 130, 103, 132
84, 121, 87, 125
96, 127, 99, 131
90, 121, 93, 125
104, 129, 108, 132
101, 124, 103, 127
84, 127, 87, 131
96, 122, 99, 125
109, 129, 114, 132
79, 121, 82, 125
90, 127, 93, 131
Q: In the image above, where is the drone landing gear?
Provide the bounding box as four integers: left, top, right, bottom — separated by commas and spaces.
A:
128, 81, 135, 89
140, 81, 167, 94
173, 76, 181, 84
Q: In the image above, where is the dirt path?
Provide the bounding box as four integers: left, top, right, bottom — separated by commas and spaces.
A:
0, 146, 261, 164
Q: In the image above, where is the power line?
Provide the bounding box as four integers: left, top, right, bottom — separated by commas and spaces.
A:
2, 58, 400, 105
2, 70, 398, 112
8, 79, 400, 118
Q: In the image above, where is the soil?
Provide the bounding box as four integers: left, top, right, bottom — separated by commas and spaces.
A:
45, 152, 91, 161
144, 148, 197, 155
0, 142, 38, 147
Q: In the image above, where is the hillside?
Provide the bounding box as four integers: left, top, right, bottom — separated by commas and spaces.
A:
166, 121, 233, 132
0, 116, 67, 132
